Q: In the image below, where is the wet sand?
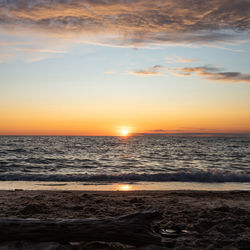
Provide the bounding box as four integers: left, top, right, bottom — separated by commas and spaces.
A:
0, 190, 250, 249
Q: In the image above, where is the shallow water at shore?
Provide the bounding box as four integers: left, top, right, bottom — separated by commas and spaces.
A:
1, 181, 250, 191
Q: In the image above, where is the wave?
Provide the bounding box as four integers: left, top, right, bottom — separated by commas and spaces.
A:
0, 170, 250, 182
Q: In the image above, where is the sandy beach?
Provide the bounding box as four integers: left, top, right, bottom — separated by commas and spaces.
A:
0, 190, 249, 249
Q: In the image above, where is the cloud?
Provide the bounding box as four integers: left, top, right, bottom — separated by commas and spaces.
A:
144, 127, 248, 135
0, 0, 249, 47
165, 56, 196, 63
135, 131, 250, 137
14, 48, 67, 54
0, 28, 70, 62
0, 43, 67, 63
130, 64, 250, 82
148, 129, 185, 133
174, 66, 250, 82
176, 58, 196, 63
105, 70, 116, 74
147, 127, 224, 133
129, 65, 164, 76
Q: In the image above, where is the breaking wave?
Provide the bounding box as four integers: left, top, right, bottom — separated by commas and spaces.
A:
0, 170, 250, 183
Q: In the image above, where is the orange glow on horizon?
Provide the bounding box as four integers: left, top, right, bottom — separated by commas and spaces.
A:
1, 106, 250, 136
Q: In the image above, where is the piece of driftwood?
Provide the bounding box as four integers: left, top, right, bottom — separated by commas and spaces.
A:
0, 210, 161, 246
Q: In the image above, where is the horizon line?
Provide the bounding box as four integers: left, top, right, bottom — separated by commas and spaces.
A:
0, 132, 250, 137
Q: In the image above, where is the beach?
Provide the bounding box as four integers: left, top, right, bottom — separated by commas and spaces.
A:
1, 0, 250, 248
0, 190, 249, 249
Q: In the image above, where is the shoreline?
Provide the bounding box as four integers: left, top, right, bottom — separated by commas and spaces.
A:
0, 190, 249, 249
0, 181, 250, 192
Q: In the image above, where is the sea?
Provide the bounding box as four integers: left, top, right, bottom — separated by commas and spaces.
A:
0, 136, 249, 191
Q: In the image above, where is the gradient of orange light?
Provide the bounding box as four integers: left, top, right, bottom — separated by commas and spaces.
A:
0, 104, 250, 135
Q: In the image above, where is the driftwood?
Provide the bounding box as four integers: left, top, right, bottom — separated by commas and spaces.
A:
0, 210, 161, 246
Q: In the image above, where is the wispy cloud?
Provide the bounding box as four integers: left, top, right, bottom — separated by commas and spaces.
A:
14, 48, 67, 54
0, 45, 67, 63
147, 129, 185, 133
130, 64, 250, 83
165, 56, 196, 64
145, 127, 247, 135
174, 66, 250, 82
0, 0, 249, 47
137, 131, 250, 136
129, 65, 164, 76
0, 29, 69, 62
105, 70, 116, 74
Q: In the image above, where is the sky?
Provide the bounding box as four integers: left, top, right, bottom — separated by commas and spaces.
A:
0, 0, 250, 136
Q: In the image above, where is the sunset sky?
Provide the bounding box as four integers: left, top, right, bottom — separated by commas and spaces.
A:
0, 0, 250, 136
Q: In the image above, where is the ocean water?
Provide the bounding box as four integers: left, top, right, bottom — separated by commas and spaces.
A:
0, 136, 249, 188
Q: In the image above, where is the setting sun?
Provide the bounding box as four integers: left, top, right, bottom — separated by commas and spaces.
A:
0, 1, 249, 247
118, 184, 132, 191
122, 129, 129, 136
119, 126, 131, 136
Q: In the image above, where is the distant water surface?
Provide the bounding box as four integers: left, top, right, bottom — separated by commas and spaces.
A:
0, 136, 249, 184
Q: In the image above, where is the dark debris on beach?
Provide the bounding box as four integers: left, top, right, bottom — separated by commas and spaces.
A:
0, 190, 249, 249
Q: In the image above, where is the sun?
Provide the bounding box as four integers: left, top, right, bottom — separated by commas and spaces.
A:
118, 184, 132, 191
118, 126, 132, 137
122, 129, 129, 136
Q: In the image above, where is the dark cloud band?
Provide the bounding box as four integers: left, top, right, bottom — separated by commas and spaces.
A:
175, 66, 250, 82
0, 0, 249, 45
130, 65, 250, 83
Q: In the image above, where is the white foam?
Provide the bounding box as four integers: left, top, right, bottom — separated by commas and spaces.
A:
0, 170, 249, 182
